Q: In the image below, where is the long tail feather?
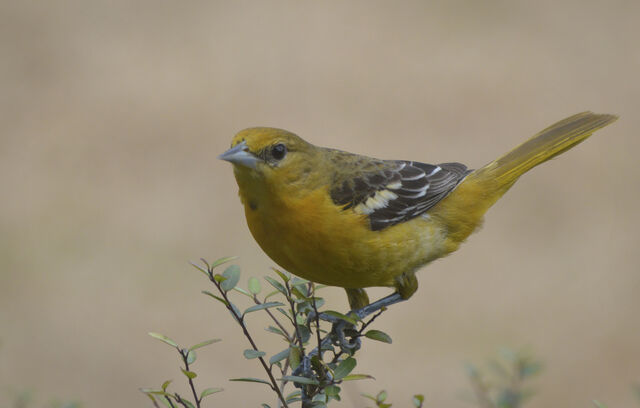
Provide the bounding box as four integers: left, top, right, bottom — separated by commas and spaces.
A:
433, 112, 618, 246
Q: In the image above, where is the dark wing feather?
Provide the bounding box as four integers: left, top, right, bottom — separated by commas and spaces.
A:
330, 158, 471, 231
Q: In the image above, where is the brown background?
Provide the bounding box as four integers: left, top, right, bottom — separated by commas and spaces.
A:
1, 1, 638, 407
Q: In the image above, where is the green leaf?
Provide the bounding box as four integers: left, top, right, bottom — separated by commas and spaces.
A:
334, 357, 356, 380
200, 387, 223, 399
264, 290, 283, 301
232, 286, 251, 297
142, 392, 157, 404
361, 393, 377, 402
265, 325, 287, 338
297, 324, 311, 343
181, 399, 196, 408
221, 265, 240, 291
186, 350, 196, 364
148, 332, 178, 348
377, 390, 388, 402
310, 297, 325, 309
593, 401, 607, 408
147, 390, 173, 398
229, 377, 272, 386
286, 390, 301, 400
281, 375, 319, 385
189, 338, 222, 351
325, 385, 341, 396
364, 329, 392, 344
291, 277, 310, 286
158, 395, 173, 408
189, 261, 209, 277
202, 291, 228, 306
265, 276, 287, 295
289, 346, 301, 370
291, 286, 308, 300
323, 310, 358, 325
181, 368, 197, 379
262, 404, 272, 408
248, 277, 261, 294
209, 256, 238, 269
269, 348, 290, 365
412, 394, 424, 408
272, 268, 290, 282
276, 308, 294, 323
161, 380, 172, 391
243, 349, 266, 359
244, 301, 285, 315
342, 373, 375, 381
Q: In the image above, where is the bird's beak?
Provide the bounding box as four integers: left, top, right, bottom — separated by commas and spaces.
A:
218, 141, 259, 169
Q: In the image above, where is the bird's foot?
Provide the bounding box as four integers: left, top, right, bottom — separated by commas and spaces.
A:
353, 292, 404, 319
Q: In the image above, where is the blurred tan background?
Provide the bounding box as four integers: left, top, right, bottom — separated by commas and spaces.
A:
1, 0, 638, 407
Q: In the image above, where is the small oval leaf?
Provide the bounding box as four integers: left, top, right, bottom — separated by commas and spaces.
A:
209, 256, 238, 269
266, 325, 286, 338
243, 349, 266, 359
248, 277, 261, 295
342, 373, 375, 381
281, 375, 319, 385
269, 348, 290, 365
325, 385, 341, 396
272, 268, 290, 282
334, 357, 356, 380
200, 387, 223, 399
364, 329, 392, 344
221, 265, 240, 291
181, 368, 197, 379
229, 377, 272, 386
188, 338, 222, 351
289, 346, 301, 370
201, 291, 228, 306
186, 350, 196, 364
264, 276, 287, 295
244, 301, 285, 315
148, 332, 178, 348
161, 380, 172, 391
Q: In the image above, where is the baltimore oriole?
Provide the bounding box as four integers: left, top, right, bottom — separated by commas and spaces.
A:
220, 112, 617, 314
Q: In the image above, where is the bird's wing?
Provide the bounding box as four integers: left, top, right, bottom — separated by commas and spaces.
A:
330, 158, 472, 231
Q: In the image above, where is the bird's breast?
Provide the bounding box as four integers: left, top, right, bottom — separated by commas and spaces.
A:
240, 186, 449, 288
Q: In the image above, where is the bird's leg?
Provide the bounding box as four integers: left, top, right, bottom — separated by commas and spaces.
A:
352, 291, 405, 319
353, 272, 417, 318
346, 288, 370, 310
307, 275, 417, 356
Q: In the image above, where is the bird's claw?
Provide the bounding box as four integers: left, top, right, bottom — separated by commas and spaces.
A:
329, 319, 361, 352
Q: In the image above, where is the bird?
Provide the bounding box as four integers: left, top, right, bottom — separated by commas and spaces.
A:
219, 112, 617, 315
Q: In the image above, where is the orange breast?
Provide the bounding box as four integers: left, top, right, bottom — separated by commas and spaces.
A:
242, 186, 450, 288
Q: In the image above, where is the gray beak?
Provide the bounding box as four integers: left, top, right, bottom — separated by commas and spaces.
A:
218, 141, 259, 169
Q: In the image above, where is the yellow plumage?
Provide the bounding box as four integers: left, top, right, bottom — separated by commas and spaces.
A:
220, 112, 617, 309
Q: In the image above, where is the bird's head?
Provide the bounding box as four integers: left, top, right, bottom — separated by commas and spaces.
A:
219, 127, 318, 186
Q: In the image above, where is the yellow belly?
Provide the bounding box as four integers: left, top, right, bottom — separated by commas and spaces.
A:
243, 187, 450, 289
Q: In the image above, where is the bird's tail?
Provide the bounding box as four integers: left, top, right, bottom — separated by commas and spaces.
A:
433, 112, 618, 245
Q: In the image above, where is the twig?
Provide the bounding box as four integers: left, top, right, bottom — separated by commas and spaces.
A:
253, 294, 293, 341
284, 280, 306, 350
209, 270, 290, 408
180, 349, 201, 408
312, 288, 323, 352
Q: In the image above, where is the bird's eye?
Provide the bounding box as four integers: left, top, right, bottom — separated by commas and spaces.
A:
271, 143, 287, 161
